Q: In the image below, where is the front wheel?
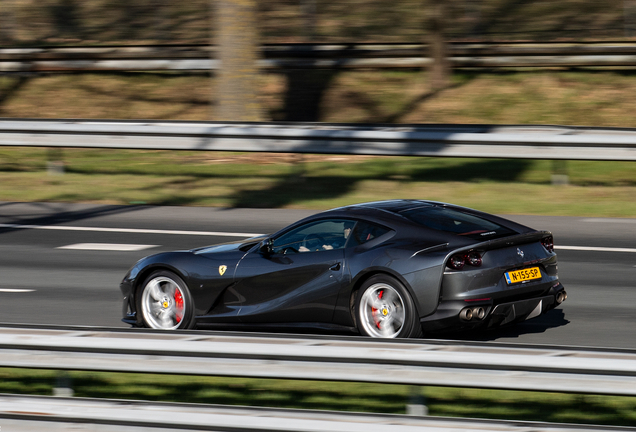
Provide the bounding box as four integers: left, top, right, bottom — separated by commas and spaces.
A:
355, 275, 422, 338
138, 270, 196, 330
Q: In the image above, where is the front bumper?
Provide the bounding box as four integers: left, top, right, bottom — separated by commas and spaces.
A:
120, 279, 140, 326
121, 294, 138, 326
420, 282, 566, 333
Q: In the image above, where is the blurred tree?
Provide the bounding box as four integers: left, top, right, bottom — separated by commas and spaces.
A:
0, 0, 16, 44
625, 0, 636, 37
427, 0, 450, 90
50, 0, 84, 40
214, 0, 263, 121
153, 0, 168, 41
280, 70, 336, 121
300, 0, 317, 40
465, 0, 482, 38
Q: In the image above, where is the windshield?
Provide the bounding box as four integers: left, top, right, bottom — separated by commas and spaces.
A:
399, 206, 515, 240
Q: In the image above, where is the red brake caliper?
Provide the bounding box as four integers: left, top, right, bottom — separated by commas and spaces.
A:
174, 290, 184, 323
374, 290, 384, 329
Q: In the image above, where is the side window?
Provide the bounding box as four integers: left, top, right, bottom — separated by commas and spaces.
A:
272, 219, 356, 254
348, 221, 391, 247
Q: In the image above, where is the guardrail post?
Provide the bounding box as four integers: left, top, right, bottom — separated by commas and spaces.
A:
53, 371, 74, 397
406, 385, 428, 416
551, 160, 569, 185
46, 148, 65, 175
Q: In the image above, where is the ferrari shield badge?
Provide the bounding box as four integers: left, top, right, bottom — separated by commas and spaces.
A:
219, 265, 227, 276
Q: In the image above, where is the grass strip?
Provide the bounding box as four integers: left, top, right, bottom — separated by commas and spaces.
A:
1, 148, 635, 217
1, 368, 635, 426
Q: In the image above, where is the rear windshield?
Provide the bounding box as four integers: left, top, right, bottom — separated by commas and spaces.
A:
400, 206, 515, 240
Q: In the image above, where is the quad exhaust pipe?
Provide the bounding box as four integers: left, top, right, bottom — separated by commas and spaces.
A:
460, 306, 486, 322
556, 290, 568, 305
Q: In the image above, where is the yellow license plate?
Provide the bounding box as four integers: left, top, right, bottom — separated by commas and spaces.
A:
505, 267, 541, 284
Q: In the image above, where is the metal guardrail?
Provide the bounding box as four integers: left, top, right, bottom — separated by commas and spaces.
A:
4, 42, 636, 71
2, 394, 635, 432
1, 326, 636, 396
2, 119, 636, 161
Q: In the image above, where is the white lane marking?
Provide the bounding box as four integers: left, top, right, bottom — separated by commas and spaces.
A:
556, 246, 636, 253
583, 218, 636, 224
0, 288, 35, 293
58, 243, 158, 251
1, 223, 632, 252
0, 223, 263, 238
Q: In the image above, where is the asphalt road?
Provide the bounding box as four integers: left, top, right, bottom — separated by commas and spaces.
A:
0, 201, 634, 349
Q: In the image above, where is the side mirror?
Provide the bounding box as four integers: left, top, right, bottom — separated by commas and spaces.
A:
259, 238, 273, 255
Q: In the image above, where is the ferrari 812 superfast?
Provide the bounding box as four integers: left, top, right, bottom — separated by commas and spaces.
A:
120, 200, 566, 338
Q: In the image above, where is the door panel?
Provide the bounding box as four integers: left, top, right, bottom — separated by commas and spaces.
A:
233, 248, 348, 323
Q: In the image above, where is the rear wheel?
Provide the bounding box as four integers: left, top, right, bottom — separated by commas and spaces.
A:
355, 275, 422, 338
138, 270, 195, 330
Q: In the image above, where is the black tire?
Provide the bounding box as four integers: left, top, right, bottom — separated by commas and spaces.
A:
137, 270, 196, 330
354, 274, 422, 338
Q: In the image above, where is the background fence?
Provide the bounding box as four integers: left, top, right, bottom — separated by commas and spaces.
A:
7, 42, 636, 72
1, 119, 636, 161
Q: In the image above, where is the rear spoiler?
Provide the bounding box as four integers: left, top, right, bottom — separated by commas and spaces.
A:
449, 230, 552, 255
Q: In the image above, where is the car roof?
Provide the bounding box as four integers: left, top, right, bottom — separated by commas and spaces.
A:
342, 200, 435, 213
311, 200, 437, 227
308, 200, 534, 237
270, 200, 534, 247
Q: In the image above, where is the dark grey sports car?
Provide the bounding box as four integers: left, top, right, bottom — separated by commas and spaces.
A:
120, 200, 566, 338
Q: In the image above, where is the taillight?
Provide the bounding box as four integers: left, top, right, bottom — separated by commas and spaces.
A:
541, 235, 554, 253
447, 251, 483, 270
448, 254, 465, 270
467, 251, 482, 266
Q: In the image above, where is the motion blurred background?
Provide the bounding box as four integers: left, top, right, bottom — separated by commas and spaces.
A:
3, 0, 636, 123
2, 0, 634, 45
0, 0, 635, 214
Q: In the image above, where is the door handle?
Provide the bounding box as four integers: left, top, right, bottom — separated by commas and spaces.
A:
330, 263, 341, 271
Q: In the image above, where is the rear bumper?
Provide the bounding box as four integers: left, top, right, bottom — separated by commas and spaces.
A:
487, 294, 556, 327
420, 282, 566, 333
